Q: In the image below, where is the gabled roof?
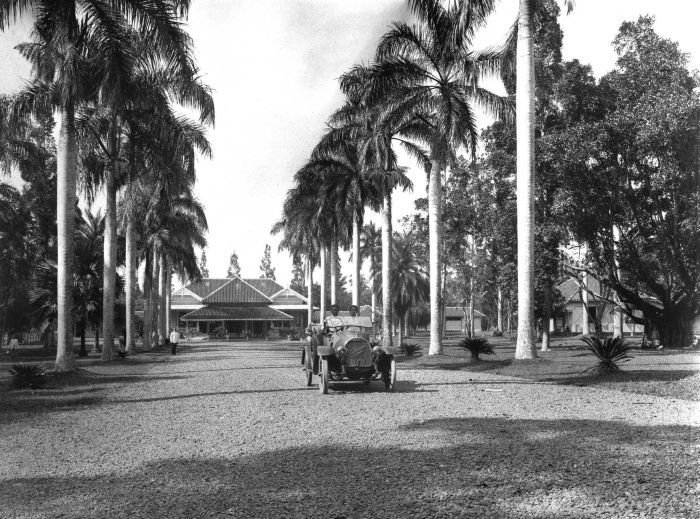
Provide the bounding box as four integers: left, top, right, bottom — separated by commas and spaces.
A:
203, 277, 272, 305
184, 279, 231, 299
171, 293, 201, 306
244, 278, 284, 298
271, 287, 307, 305
556, 276, 604, 304
444, 306, 485, 318
181, 306, 293, 321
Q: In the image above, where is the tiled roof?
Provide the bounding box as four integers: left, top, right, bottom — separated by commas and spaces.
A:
444, 306, 485, 318
180, 306, 293, 321
203, 277, 272, 305
244, 278, 284, 298
171, 293, 201, 306
556, 276, 603, 303
184, 279, 231, 299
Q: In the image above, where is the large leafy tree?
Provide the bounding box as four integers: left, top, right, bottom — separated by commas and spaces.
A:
555, 16, 699, 348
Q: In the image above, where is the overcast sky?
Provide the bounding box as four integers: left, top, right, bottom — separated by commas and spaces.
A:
1, 0, 698, 288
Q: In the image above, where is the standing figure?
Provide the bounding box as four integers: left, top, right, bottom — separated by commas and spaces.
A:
169, 328, 180, 355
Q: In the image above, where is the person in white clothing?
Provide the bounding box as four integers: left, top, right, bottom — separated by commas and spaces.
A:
169, 328, 180, 355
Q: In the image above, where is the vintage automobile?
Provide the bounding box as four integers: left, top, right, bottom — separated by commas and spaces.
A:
303, 315, 396, 394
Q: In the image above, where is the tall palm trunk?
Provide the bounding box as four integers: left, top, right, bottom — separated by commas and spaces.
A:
397, 314, 404, 349
428, 159, 443, 355
352, 213, 360, 306
151, 248, 160, 346
55, 105, 77, 372
330, 237, 338, 305
158, 253, 167, 345
369, 255, 377, 327
125, 215, 136, 353
166, 266, 172, 333
306, 257, 313, 325
515, 0, 537, 359
381, 189, 393, 350
142, 250, 153, 351
102, 121, 118, 360
582, 271, 589, 335
497, 286, 503, 332
320, 246, 327, 321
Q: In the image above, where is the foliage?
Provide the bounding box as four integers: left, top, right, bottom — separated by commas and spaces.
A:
198, 251, 209, 278
259, 244, 276, 280
458, 337, 495, 361
399, 342, 422, 356
9, 364, 47, 390
581, 336, 633, 374
227, 251, 241, 278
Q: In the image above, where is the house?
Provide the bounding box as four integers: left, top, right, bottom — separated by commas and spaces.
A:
444, 306, 485, 335
170, 277, 309, 338
554, 275, 644, 335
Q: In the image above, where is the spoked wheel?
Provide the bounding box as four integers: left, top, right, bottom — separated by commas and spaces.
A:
384, 358, 396, 392
319, 357, 329, 394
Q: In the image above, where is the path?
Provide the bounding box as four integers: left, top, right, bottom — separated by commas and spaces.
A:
0, 341, 698, 518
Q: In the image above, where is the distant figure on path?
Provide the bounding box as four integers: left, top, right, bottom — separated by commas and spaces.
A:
7, 334, 19, 358
169, 328, 180, 355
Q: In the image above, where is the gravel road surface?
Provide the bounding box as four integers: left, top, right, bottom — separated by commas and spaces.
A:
1, 341, 698, 518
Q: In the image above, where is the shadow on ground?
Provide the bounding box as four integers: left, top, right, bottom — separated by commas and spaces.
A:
0, 417, 696, 519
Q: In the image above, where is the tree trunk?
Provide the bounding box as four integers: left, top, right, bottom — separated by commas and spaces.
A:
352, 213, 360, 306
582, 271, 589, 335
515, 0, 537, 359
125, 216, 136, 353
78, 321, 87, 357
158, 253, 167, 346
658, 301, 695, 349
307, 257, 313, 325
94, 327, 99, 351
151, 249, 160, 347
330, 237, 337, 305
320, 246, 327, 321
166, 265, 172, 333
397, 314, 404, 348
612, 225, 624, 338
428, 159, 443, 355
497, 286, 503, 332
369, 255, 377, 328
382, 189, 393, 350
541, 276, 551, 351
102, 120, 118, 361
143, 250, 153, 352
55, 105, 77, 372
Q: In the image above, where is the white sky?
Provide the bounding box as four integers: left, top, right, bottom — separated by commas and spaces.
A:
1, 0, 698, 287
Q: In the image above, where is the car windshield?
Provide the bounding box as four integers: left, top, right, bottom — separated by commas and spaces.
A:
337, 315, 373, 330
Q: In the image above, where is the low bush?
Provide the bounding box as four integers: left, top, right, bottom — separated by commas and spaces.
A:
458, 337, 494, 361
9, 364, 47, 389
399, 342, 422, 356
491, 329, 503, 337
581, 335, 632, 374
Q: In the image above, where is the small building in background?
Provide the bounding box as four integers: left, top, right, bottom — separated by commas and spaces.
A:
443, 306, 485, 335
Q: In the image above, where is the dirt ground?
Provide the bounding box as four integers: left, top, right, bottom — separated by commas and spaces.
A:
0, 336, 698, 518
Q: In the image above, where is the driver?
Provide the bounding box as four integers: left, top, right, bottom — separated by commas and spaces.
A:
345, 305, 364, 334
323, 304, 344, 336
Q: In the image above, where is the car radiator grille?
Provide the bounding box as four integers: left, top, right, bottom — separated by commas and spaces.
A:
345, 339, 372, 367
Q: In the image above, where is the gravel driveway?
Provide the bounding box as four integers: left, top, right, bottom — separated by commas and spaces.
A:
1, 340, 698, 518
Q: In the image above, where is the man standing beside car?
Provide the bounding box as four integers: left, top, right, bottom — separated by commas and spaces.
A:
169, 328, 180, 355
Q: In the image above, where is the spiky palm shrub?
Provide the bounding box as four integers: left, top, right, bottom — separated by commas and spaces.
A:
459, 337, 495, 361
9, 364, 47, 389
399, 342, 422, 356
581, 336, 632, 374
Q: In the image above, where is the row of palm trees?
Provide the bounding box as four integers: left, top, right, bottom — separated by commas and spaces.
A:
275, 0, 520, 353
0, 1, 213, 371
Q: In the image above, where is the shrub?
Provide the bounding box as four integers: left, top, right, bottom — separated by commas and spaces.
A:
581, 336, 632, 374
492, 329, 503, 337
458, 337, 494, 361
399, 342, 422, 356
9, 364, 47, 389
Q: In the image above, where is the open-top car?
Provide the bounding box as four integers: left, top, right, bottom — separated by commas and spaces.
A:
303, 315, 396, 393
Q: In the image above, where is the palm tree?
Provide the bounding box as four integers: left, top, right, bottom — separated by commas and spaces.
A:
360, 223, 381, 325
513, 0, 574, 359
1, 0, 207, 371
368, 0, 510, 355
387, 232, 429, 346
